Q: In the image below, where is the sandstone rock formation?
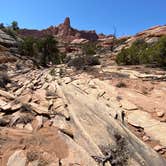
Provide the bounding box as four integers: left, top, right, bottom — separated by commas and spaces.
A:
1, 20, 166, 166
19, 17, 99, 42
0, 29, 17, 47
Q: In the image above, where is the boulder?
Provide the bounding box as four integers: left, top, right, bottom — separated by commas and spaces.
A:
156, 111, 165, 117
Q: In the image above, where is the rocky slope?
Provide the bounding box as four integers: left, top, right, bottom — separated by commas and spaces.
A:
0, 59, 166, 165
0, 24, 166, 166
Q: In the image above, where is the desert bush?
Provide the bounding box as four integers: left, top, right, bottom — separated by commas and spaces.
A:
86, 55, 100, 66
116, 81, 127, 88
116, 37, 166, 67
19, 37, 37, 57
11, 21, 19, 30
0, 72, 11, 89
38, 35, 60, 66
82, 42, 97, 55
19, 35, 61, 67
0, 23, 5, 29
68, 55, 85, 70
68, 55, 100, 70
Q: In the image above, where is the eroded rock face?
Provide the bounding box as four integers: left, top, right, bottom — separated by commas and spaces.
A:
19, 17, 98, 42
135, 25, 166, 38
0, 29, 17, 47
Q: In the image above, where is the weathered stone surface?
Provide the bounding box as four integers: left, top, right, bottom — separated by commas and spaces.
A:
29, 102, 49, 115
1, 52, 166, 166
156, 111, 165, 117
127, 110, 166, 146
7, 150, 27, 166
153, 145, 166, 152
18, 94, 32, 103
0, 29, 17, 46
1, 102, 11, 110
16, 123, 24, 129
143, 135, 150, 142
0, 99, 7, 107
27, 160, 39, 166
24, 123, 33, 131
63, 77, 72, 84
0, 89, 15, 99
61, 83, 166, 166
121, 100, 138, 110
11, 103, 22, 111
32, 115, 43, 131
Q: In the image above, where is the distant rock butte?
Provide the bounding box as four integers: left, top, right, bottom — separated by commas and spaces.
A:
19, 17, 99, 42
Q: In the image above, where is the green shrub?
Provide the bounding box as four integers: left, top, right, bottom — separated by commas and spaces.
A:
0, 23, 5, 29
68, 55, 100, 70
19, 37, 37, 57
82, 42, 97, 55
19, 35, 61, 67
11, 21, 19, 30
38, 35, 60, 66
116, 37, 166, 67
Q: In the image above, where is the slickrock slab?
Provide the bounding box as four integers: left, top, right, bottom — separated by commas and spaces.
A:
127, 110, 166, 145
29, 103, 50, 115
61, 83, 166, 166
0, 89, 15, 99
120, 100, 138, 110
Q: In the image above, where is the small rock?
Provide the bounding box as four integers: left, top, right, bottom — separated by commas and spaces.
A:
43, 83, 49, 89
0, 99, 7, 107
1, 103, 11, 110
29, 102, 49, 115
120, 100, 138, 111
88, 80, 96, 89
16, 123, 24, 129
32, 116, 43, 131
15, 87, 25, 96
7, 150, 27, 166
11, 103, 22, 111
0, 89, 15, 99
153, 145, 165, 152
63, 77, 72, 84
142, 135, 150, 142
43, 120, 52, 127
156, 111, 165, 117
24, 123, 33, 131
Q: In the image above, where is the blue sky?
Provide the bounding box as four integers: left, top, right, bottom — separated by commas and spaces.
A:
0, 0, 165, 36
